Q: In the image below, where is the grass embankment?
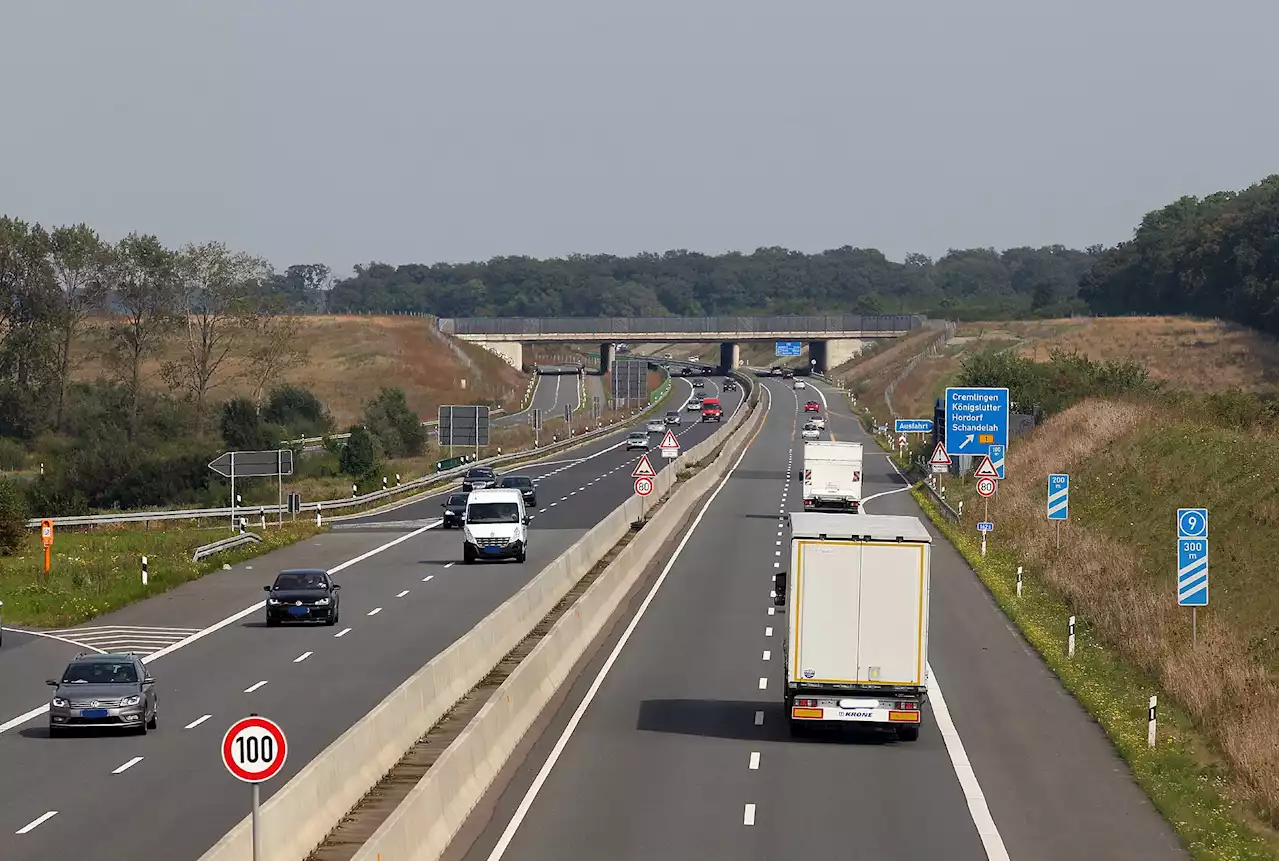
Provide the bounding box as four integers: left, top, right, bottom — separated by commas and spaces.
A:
3, 522, 322, 628
917, 397, 1278, 861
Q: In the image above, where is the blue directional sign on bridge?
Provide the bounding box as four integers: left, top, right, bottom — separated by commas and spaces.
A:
894, 418, 934, 434
775, 341, 802, 357
944, 387, 1009, 457
1176, 508, 1208, 607
1047, 474, 1069, 520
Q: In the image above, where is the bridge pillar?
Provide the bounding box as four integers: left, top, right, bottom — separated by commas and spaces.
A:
718, 342, 740, 374
599, 342, 614, 374
807, 341, 829, 375
477, 340, 523, 369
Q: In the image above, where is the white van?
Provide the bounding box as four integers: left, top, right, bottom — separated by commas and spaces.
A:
462, 488, 531, 564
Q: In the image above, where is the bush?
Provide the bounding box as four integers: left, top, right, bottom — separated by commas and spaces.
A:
339, 426, 378, 478
263, 385, 333, 437
0, 438, 26, 472
221, 398, 272, 450
0, 480, 28, 555
958, 349, 1156, 420
361, 388, 427, 458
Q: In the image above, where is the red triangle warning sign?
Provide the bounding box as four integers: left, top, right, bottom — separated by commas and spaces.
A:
929, 442, 951, 466
659, 430, 680, 450
632, 454, 657, 478
973, 454, 999, 479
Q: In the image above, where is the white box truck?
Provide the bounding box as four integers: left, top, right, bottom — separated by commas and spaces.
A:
773, 512, 931, 740
801, 440, 863, 512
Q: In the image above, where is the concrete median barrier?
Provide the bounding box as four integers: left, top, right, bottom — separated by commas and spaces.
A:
346, 385, 768, 861
198, 375, 759, 861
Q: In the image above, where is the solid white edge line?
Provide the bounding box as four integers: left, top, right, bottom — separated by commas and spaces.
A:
483, 383, 771, 861
16, 811, 57, 834
928, 662, 1011, 860
112, 756, 144, 774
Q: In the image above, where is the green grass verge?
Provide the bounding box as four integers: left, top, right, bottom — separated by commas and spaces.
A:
3, 522, 322, 628
911, 487, 1277, 861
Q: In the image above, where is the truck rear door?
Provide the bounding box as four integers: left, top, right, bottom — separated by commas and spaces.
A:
855, 542, 927, 686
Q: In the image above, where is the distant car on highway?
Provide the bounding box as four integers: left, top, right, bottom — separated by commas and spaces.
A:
626, 431, 649, 451
801, 422, 821, 439
462, 487, 531, 564
440, 492, 468, 528
498, 474, 537, 507
681, 367, 693, 376
47, 652, 158, 736
264, 568, 341, 627
723, 378, 737, 391
805, 400, 820, 413
701, 397, 722, 422
808, 415, 826, 429
691, 378, 705, 388
687, 397, 702, 412
462, 466, 498, 492
793, 379, 806, 389
646, 418, 665, 433
665, 410, 681, 424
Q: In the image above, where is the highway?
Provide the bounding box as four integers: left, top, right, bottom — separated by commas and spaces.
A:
494, 371, 581, 427
0, 376, 740, 861
446, 377, 1187, 861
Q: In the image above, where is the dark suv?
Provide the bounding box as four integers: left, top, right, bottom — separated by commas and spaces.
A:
462, 466, 497, 492
47, 653, 158, 736
498, 475, 537, 507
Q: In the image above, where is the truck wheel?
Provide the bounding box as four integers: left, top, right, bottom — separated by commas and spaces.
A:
896, 725, 920, 742
463, 545, 476, 564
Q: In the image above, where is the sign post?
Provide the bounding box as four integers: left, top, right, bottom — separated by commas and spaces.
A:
1176, 508, 1208, 646
40, 518, 53, 573
1047, 474, 1069, 548
209, 451, 295, 533
632, 455, 657, 522
222, 715, 288, 861
977, 521, 993, 556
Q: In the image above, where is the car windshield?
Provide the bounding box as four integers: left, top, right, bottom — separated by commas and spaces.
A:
500, 477, 531, 488
447, 494, 468, 505
666, 412, 678, 418
274, 571, 329, 590
467, 502, 520, 524
62, 661, 137, 684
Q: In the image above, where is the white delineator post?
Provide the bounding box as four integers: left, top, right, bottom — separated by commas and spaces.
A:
315, 503, 322, 527
1068, 615, 1076, 658
141, 556, 148, 586
1016, 565, 1023, 598
1147, 695, 1157, 748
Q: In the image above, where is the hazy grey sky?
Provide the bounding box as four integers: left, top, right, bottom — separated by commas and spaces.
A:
2, 1, 1275, 276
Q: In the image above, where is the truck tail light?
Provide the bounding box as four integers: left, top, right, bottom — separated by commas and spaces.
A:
803, 499, 813, 508
894, 701, 918, 710
795, 699, 817, 707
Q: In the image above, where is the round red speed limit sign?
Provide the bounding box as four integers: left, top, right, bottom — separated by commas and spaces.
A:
976, 477, 997, 498
222, 716, 288, 783
634, 476, 653, 497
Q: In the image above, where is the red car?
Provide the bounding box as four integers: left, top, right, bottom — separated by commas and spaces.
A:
804, 401, 820, 413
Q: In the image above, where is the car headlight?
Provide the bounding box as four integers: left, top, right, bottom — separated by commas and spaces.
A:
267, 598, 280, 605
315, 597, 330, 605
122, 695, 141, 706
52, 697, 67, 708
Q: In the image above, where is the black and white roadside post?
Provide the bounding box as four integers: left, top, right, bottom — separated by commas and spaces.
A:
1067, 615, 1076, 658
141, 556, 148, 587
1147, 695, 1157, 748
1016, 565, 1023, 598
221, 715, 288, 861
351, 483, 357, 498
382, 476, 388, 491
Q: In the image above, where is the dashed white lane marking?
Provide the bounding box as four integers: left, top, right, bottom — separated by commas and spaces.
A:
16, 811, 57, 834
112, 756, 144, 774
775, 540, 781, 546
775, 550, 781, 556
743, 803, 757, 826
538, 508, 547, 512
334, 627, 352, 638
396, 590, 410, 598
770, 591, 776, 598
768, 607, 775, 615
763, 651, 771, 661
765, 626, 773, 637
578, 486, 586, 491
185, 714, 212, 729
294, 651, 312, 663
559, 496, 568, 501
749, 752, 760, 770
423, 575, 435, 582
754, 710, 765, 726
444, 563, 455, 569
550, 502, 559, 507
774, 562, 780, 568
244, 681, 268, 693
367, 607, 382, 616
758, 677, 768, 690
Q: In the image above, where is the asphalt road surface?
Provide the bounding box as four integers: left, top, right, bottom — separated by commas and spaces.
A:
446, 378, 1186, 861
0, 377, 742, 861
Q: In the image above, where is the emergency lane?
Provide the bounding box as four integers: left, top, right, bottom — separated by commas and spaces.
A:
0, 381, 744, 861
448, 379, 987, 861
446, 377, 1184, 861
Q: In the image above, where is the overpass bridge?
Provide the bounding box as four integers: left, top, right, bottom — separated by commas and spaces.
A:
438, 314, 925, 373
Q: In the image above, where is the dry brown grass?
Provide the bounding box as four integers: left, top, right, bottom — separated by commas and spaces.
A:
961, 317, 1277, 394
71, 316, 528, 427
954, 398, 1278, 820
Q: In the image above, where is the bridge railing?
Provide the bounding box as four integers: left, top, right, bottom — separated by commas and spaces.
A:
439, 314, 924, 337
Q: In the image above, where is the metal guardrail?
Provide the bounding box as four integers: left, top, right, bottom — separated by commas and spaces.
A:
27, 390, 669, 530
440, 314, 925, 337
281, 408, 506, 447
191, 532, 262, 562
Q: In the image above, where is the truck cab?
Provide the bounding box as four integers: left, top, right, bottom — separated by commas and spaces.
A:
774, 512, 932, 741
700, 397, 722, 422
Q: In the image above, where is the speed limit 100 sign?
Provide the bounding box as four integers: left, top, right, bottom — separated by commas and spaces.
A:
222, 716, 288, 783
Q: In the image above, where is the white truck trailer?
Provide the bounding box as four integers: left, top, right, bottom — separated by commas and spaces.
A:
773, 512, 931, 740
801, 440, 863, 512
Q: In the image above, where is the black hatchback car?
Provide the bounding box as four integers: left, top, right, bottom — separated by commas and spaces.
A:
498, 475, 536, 507
441, 492, 468, 528
462, 466, 497, 492
264, 569, 341, 626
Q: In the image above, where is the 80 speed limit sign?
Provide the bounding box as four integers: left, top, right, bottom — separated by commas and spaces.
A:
222, 716, 288, 783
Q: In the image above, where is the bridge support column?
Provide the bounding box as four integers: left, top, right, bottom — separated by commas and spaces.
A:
599, 342, 614, 374
807, 341, 829, 375
718, 342, 739, 374
478, 340, 523, 370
